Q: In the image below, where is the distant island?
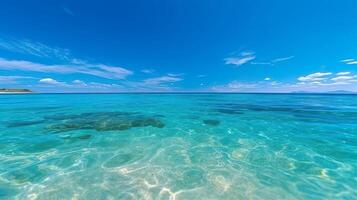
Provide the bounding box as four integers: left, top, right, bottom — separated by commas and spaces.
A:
291, 90, 356, 94
0, 88, 33, 93
327, 90, 356, 94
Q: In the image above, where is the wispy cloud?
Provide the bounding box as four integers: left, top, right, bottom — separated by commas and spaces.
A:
341, 58, 357, 65
211, 81, 258, 92
0, 38, 71, 61
0, 38, 188, 92
62, 6, 74, 16
250, 61, 272, 65
0, 38, 134, 80
297, 72, 332, 82
141, 69, 155, 74
251, 56, 294, 66
143, 75, 182, 86
38, 78, 123, 90
337, 71, 351, 76
224, 51, 256, 67
0, 75, 34, 84
297, 71, 357, 86
0, 57, 133, 80
72, 79, 87, 86
272, 56, 294, 63
331, 75, 356, 82
122, 74, 183, 92
270, 81, 281, 86
225, 51, 293, 67
167, 73, 184, 77
211, 71, 357, 93
39, 78, 69, 87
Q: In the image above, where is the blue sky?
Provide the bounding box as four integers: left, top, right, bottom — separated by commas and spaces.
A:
1, 0, 357, 92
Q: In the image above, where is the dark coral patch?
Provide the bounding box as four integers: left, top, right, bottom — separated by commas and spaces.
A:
78, 134, 92, 140
203, 119, 220, 126
46, 112, 165, 132
212, 102, 357, 124
214, 109, 244, 115
63, 134, 92, 140
6, 120, 46, 128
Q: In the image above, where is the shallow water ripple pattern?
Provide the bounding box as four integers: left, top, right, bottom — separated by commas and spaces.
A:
0, 94, 356, 199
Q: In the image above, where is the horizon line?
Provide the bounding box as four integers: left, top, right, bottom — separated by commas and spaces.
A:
1, 91, 356, 95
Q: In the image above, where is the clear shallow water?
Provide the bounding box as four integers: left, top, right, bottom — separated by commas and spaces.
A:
0, 94, 357, 200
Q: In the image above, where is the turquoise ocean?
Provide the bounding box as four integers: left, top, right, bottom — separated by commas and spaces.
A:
0, 94, 356, 199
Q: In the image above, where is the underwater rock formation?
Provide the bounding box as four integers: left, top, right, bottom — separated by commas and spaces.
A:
47, 111, 165, 132
214, 108, 244, 115
212, 102, 357, 123
203, 119, 220, 126
6, 120, 46, 128
63, 134, 92, 140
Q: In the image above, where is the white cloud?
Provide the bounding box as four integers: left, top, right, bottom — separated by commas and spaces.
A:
141, 69, 155, 74
143, 75, 182, 86
73, 79, 83, 84
264, 77, 271, 81
337, 71, 351, 76
0, 38, 133, 80
0, 38, 70, 61
295, 72, 357, 88
70, 58, 87, 65
310, 81, 322, 85
38, 78, 123, 90
72, 79, 88, 86
227, 81, 257, 89
240, 51, 255, 56
298, 72, 332, 82
121, 74, 184, 92
167, 73, 184, 77
39, 78, 68, 86
270, 81, 281, 86
224, 51, 256, 67
342, 59, 354, 62
208, 70, 357, 93
211, 81, 257, 92
0, 57, 133, 80
250, 62, 273, 65
86, 82, 122, 89
0, 75, 34, 84
95, 64, 133, 79
251, 56, 294, 66
341, 58, 357, 65
271, 56, 294, 63
331, 76, 355, 82
347, 61, 357, 65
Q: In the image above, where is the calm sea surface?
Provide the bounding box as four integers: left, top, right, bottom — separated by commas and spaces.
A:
0, 94, 356, 200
